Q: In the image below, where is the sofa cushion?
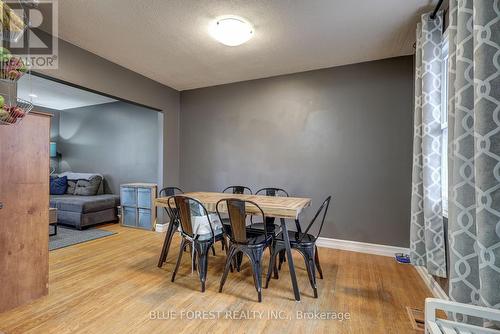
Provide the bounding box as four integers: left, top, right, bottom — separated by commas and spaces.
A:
50, 194, 120, 214
50, 176, 68, 195
74, 175, 102, 196
66, 180, 77, 195
59, 172, 105, 195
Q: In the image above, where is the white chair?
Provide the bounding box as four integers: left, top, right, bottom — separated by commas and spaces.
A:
425, 298, 500, 334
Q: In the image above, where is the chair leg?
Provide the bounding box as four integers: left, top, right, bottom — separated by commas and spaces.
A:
157, 220, 176, 267
191, 244, 197, 272
265, 246, 281, 288
315, 245, 324, 279
255, 265, 263, 303
196, 242, 211, 293
171, 238, 185, 282
272, 241, 279, 279
303, 247, 318, 298
278, 249, 286, 270
219, 245, 236, 293
236, 251, 243, 272
222, 237, 233, 273
248, 248, 264, 302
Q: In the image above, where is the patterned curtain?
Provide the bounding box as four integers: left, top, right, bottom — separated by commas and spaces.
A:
447, 0, 500, 323
410, 12, 447, 278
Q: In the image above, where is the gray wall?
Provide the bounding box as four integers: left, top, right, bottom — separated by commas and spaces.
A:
180, 56, 413, 247
35, 106, 61, 174
56, 101, 161, 195
34, 105, 60, 140
37, 32, 180, 187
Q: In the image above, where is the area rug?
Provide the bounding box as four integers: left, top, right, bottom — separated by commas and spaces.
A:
49, 226, 116, 251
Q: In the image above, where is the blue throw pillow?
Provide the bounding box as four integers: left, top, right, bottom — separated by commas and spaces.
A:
50, 176, 68, 195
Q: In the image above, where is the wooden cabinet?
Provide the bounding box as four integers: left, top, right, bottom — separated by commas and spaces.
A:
120, 183, 157, 230
0, 112, 51, 313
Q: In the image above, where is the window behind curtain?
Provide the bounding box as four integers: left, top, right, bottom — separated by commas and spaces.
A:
441, 34, 449, 217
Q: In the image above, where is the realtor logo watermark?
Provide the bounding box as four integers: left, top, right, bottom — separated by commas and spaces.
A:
149, 310, 351, 321
2, 0, 58, 69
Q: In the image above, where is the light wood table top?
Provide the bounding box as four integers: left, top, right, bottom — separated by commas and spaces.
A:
155, 191, 311, 219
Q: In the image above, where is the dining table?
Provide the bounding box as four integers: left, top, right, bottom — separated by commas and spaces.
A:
154, 191, 312, 301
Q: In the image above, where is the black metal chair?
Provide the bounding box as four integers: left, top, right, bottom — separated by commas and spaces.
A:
216, 198, 272, 302
255, 187, 288, 197
222, 185, 253, 195
251, 188, 323, 280
168, 195, 228, 292
157, 187, 184, 268
248, 188, 290, 278
251, 187, 288, 233
220, 185, 252, 256
251, 188, 324, 279
265, 196, 331, 298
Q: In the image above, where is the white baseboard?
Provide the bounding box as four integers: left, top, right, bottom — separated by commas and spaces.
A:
316, 237, 409, 257
414, 266, 449, 300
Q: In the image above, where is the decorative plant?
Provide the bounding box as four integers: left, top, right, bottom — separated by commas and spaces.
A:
0, 47, 27, 80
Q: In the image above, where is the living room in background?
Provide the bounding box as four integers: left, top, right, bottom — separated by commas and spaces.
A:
18, 74, 164, 229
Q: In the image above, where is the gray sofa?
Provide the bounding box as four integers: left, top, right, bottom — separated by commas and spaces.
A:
50, 194, 120, 229
50, 173, 120, 229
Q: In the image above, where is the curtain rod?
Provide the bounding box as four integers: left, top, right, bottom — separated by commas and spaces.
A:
430, 0, 444, 19
413, 0, 445, 48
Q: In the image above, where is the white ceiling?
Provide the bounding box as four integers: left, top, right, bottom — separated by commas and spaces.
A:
54, 0, 435, 90
18, 75, 116, 110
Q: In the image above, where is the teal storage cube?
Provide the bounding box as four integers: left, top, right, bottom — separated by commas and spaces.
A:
122, 207, 137, 227
121, 187, 136, 207
120, 183, 157, 230
137, 188, 152, 208
138, 209, 151, 228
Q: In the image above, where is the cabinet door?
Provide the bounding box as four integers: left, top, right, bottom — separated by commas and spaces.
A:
120, 187, 137, 207
138, 208, 152, 229
122, 207, 137, 227
137, 188, 151, 208
0, 113, 50, 313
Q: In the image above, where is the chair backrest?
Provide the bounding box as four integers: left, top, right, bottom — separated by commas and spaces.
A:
159, 186, 184, 197
159, 187, 184, 220
252, 187, 289, 226
222, 185, 253, 195
167, 195, 214, 240
216, 198, 267, 244
255, 187, 289, 197
301, 196, 331, 242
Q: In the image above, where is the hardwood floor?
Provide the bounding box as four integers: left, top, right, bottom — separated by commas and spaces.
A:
0, 225, 431, 334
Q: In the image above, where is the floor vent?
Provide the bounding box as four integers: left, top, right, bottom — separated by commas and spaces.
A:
406, 306, 425, 333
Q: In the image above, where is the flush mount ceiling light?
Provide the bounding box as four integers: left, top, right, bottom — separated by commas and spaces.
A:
210, 16, 253, 46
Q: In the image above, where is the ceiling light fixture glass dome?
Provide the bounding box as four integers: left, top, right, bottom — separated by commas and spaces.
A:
210, 16, 253, 46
